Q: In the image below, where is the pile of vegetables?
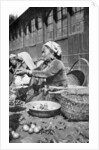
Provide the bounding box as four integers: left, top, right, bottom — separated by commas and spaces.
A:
23, 123, 42, 134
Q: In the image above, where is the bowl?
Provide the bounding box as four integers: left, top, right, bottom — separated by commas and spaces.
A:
25, 101, 61, 118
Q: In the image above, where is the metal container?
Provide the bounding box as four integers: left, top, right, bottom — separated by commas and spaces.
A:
25, 101, 61, 118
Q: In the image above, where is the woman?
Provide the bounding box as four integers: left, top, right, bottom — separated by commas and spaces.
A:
9, 54, 18, 85
17, 52, 36, 70
16, 41, 68, 87
9, 52, 38, 102
9, 52, 37, 86
9, 54, 18, 74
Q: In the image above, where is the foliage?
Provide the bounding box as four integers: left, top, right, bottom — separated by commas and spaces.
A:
9, 14, 18, 25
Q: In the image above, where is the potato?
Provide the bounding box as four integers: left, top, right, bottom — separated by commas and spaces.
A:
37, 125, 42, 131
34, 127, 40, 133
11, 131, 20, 139
30, 123, 36, 129
23, 124, 29, 131
28, 128, 34, 134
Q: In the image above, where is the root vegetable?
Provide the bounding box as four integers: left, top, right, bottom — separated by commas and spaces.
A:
34, 127, 40, 133
23, 124, 29, 131
31, 123, 36, 129
28, 128, 34, 134
37, 125, 42, 131
11, 131, 20, 139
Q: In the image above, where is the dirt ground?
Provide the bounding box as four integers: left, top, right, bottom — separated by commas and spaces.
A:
9, 108, 89, 143
9, 86, 89, 143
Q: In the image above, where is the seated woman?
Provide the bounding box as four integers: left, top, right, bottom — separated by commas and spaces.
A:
9, 54, 18, 73
9, 54, 18, 85
9, 52, 37, 86
9, 52, 36, 99
16, 41, 68, 88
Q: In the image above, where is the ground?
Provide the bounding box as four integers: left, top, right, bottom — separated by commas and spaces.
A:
9, 107, 89, 143
9, 86, 89, 143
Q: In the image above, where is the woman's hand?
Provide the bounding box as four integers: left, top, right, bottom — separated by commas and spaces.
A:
16, 69, 32, 76
16, 68, 28, 75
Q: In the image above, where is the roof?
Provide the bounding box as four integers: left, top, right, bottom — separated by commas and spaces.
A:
9, 7, 54, 30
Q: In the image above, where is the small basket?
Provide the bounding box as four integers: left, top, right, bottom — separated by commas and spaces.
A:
53, 86, 89, 121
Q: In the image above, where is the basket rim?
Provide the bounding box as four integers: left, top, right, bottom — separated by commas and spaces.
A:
55, 94, 89, 105
69, 58, 89, 72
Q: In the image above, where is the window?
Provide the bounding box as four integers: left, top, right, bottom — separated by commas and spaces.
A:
12, 30, 15, 40
26, 26, 29, 40
45, 10, 53, 41
37, 17, 43, 43
56, 7, 62, 38
21, 27, 23, 37
18, 27, 23, 43
62, 7, 68, 36
55, 7, 68, 39
14, 29, 17, 39
17, 29, 21, 39
69, 7, 84, 35
31, 19, 36, 44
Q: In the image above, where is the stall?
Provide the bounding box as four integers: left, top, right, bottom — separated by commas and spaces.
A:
9, 58, 89, 143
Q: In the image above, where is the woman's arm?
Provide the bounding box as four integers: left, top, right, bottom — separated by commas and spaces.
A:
29, 59, 63, 78
16, 59, 64, 79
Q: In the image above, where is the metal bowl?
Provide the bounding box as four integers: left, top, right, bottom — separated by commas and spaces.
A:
25, 101, 61, 118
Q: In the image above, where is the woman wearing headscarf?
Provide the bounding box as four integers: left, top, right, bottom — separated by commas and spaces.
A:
9, 52, 39, 102
9, 54, 18, 85
9, 54, 18, 74
9, 52, 37, 86
16, 41, 68, 87
17, 52, 36, 70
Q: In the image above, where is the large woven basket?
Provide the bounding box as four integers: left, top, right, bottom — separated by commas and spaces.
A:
53, 86, 89, 121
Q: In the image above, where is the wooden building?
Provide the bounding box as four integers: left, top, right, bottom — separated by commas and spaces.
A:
9, 7, 89, 72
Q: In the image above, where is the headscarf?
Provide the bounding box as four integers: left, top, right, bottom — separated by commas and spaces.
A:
17, 52, 36, 70
9, 54, 16, 59
43, 41, 62, 56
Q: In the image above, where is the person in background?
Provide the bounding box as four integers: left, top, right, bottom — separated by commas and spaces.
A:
16, 41, 68, 88
17, 52, 36, 70
9, 52, 37, 86
9, 54, 18, 85
9, 54, 18, 74
9, 52, 39, 101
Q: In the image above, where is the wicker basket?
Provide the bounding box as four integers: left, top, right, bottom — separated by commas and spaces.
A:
67, 70, 85, 86
67, 58, 89, 86
53, 86, 89, 121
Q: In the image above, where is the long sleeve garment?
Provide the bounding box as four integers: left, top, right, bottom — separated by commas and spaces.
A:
31, 58, 68, 86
